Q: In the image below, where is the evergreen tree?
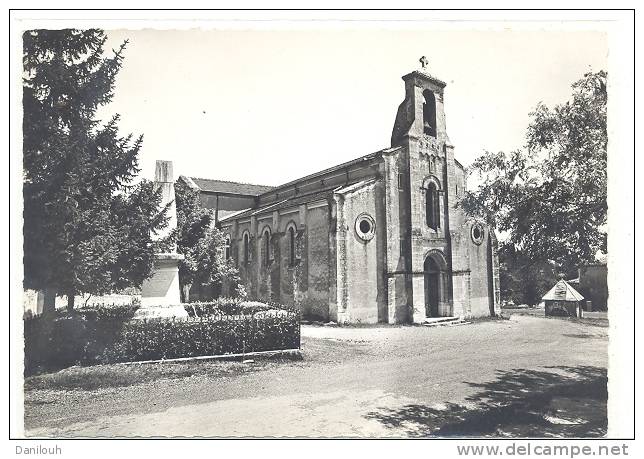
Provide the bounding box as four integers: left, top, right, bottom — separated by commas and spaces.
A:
23, 29, 169, 311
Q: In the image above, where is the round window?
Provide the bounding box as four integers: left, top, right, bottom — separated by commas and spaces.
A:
355, 213, 376, 242
471, 223, 485, 245
359, 219, 371, 234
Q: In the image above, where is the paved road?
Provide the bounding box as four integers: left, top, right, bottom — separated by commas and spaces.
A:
24, 315, 608, 438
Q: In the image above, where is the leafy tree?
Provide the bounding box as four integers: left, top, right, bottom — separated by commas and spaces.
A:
191, 227, 245, 300
174, 180, 213, 301
23, 29, 169, 311
174, 181, 243, 302
460, 71, 607, 273
498, 243, 558, 306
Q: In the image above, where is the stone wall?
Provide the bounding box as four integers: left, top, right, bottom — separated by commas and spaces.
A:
223, 199, 335, 321
466, 228, 494, 317
223, 178, 384, 324
383, 147, 411, 324
449, 217, 499, 318
335, 180, 383, 324
578, 264, 608, 310
410, 126, 497, 320
214, 67, 502, 324
305, 204, 333, 320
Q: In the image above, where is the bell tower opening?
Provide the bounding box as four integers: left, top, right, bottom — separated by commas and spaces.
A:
390, 56, 447, 147
422, 89, 437, 137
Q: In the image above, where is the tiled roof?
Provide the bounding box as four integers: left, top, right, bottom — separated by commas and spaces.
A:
182, 147, 397, 201
262, 149, 386, 196
542, 280, 585, 302
188, 177, 274, 196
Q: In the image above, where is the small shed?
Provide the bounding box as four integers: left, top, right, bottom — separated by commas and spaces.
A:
542, 279, 585, 318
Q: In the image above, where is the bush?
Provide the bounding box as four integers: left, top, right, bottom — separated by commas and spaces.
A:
184, 297, 244, 316
24, 313, 89, 372
183, 298, 301, 318
76, 303, 140, 321
102, 314, 299, 363
24, 303, 300, 374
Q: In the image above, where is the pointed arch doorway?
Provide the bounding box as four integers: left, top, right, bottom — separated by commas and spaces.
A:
424, 251, 451, 318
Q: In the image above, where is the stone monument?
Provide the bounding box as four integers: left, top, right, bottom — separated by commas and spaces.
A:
136, 160, 187, 319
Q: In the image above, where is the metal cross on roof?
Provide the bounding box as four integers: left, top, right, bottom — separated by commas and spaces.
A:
419, 56, 429, 70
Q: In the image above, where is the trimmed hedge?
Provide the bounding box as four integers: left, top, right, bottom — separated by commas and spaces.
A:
76, 303, 140, 321
184, 298, 301, 318
24, 303, 300, 375
103, 315, 299, 363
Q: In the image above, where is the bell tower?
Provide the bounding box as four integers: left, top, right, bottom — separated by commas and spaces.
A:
390, 57, 457, 324
391, 56, 449, 146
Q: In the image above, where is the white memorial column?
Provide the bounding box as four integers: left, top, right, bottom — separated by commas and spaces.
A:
138, 160, 186, 317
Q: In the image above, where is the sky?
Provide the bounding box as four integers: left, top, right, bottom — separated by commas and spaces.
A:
100, 28, 608, 187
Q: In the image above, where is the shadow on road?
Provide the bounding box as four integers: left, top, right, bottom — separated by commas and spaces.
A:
561, 334, 606, 339
365, 365, 607, 438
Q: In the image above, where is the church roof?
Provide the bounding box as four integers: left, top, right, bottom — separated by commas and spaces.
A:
542, 280, 585, 302
183, 176, 274, 196
261, 149, 390, 198
217, 209, 249, 220
219, 189, 334, 223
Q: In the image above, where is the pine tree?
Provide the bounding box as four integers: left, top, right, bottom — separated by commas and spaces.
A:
23, 29, 168, 311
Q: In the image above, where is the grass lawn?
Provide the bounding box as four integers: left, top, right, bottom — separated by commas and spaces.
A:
25, 355, 299, 392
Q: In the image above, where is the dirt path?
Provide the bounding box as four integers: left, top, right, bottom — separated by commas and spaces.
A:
24, 315, 608, 438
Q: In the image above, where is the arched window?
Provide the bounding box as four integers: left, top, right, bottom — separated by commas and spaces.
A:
422, 90, 437, 137
262, 228, 271, 267
288, 226, 296, 267
224, 236, 231, 260
426, 182, 440, 230
243, 233, 249, 263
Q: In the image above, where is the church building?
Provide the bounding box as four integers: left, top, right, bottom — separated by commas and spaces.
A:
178, 59, 500, 324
